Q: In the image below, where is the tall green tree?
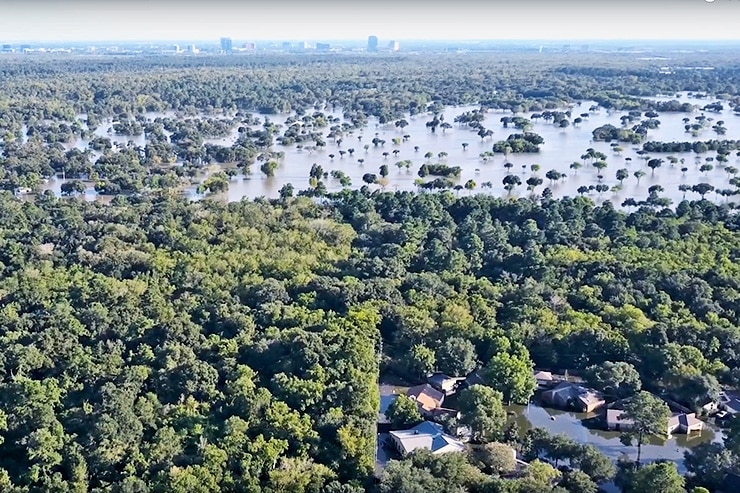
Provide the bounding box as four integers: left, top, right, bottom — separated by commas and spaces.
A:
620, 392, 671, 465
457, 385, 506, 443
436, 338, 477, 377
483, 348, 536, 405
584, 361, 641, 399
386, 395, 423, 429
629, 461, 686, 493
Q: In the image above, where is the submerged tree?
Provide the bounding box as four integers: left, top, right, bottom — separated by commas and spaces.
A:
619, 392, 671, 466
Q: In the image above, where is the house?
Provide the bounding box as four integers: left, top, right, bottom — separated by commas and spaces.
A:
534, 371, 556, 390
541, 382, 605, 413
606, 409, 634, 431
427, 373, 465, 396
389, 421, 467, 456
605, 410, 703, 435
406, 384, 445, 415
719, 391, 740, 415
462, 370, 485, 389
667, 413, 704, 434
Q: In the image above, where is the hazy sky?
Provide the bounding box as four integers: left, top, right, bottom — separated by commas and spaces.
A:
0, 0, 737, 42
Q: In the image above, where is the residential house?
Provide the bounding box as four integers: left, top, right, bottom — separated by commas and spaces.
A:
462, 370, 485, 389
534, 371, 556, 390
667, 413, 704, 434
406, 384, 445, 416
605, 410, 703, 435
427, 373, 465, 396
720, 391, 740, 415
389, 421, 467, 456
541, 382, 605, 413
606, 409, 634, 431
406, 384, 461, 419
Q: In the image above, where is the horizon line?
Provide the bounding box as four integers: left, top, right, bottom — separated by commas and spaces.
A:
3, 38, 740, 44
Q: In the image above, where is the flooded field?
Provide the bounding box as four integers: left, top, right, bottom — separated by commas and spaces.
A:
29, 93, 740, 206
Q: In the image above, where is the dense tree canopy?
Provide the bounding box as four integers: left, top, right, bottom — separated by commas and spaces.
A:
0, 186, 736, 489
1, 48, 740, 492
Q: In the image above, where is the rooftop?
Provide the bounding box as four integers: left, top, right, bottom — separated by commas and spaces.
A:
407, 384, 445, 412
534, 371, 554, 381
389, 421, 467, 455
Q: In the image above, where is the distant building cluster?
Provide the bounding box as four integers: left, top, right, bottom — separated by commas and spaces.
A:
0, 33, 397, 56
366, 35, 399, 53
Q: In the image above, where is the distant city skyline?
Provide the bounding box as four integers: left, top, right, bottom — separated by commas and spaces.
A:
0, 0, 737, 43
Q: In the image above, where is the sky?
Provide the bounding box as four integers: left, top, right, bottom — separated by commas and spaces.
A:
0, 0, 738, 43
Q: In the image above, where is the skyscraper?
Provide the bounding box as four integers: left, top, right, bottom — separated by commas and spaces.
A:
388, 40, 399, 52
220, 37, 233, 53
367, 35, 378, 52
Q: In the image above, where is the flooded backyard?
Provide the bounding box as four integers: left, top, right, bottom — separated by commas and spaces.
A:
511, 401, 720, 473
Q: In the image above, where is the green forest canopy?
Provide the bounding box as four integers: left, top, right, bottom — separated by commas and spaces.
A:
0, 188, 739, 490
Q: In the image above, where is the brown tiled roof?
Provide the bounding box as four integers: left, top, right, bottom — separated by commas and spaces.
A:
407, 384, 445, 412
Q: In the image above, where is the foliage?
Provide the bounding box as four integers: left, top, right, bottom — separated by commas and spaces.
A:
436, 337, 478, 377
483, 345, 537, 405
492, 132, 545, 153
0, 194, 379, 491
620, 392, 672, 465
386, 396, 423, 429
627, 461, 686, 493
583, 361, 642, 399
469, 442, 516, 475
683, 442, 737, 492
457, 385, 506, 443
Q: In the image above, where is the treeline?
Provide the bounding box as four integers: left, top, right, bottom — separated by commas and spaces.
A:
642, 139, 740, 153
1, 52, 739, 130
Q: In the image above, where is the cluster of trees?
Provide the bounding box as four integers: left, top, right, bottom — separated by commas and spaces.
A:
592, 124, 645, 144
492, 133, 545, 153
651, 100, 696, 112
642, 139, 740, 154
0, 191, 380, 492
418, 163, 462, 178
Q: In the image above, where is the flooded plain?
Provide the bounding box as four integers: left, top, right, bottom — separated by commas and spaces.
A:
31, 93, 740, 205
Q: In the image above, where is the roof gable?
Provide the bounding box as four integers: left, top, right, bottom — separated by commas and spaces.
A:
407, 384, 445, 411
390, 421, 465, 454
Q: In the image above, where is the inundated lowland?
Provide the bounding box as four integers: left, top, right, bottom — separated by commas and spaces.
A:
1, 50, 740, 493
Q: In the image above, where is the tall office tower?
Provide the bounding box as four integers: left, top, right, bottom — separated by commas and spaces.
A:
367, 35, 378, 52
220, 37, 233, 53
388, 40, 399, 52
